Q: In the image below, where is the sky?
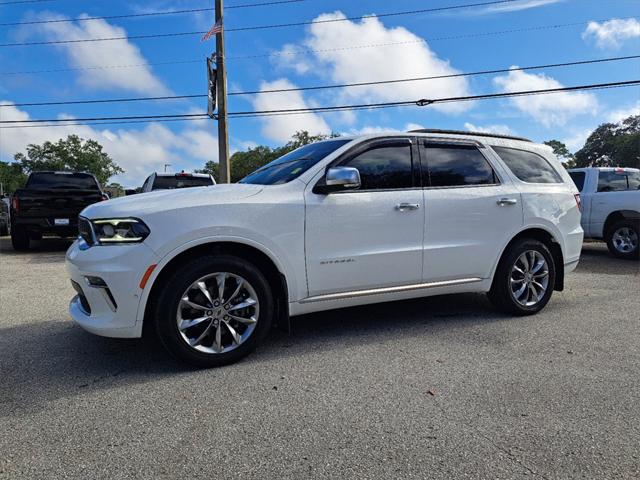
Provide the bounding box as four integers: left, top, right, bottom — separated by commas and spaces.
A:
0, 0, 638, 187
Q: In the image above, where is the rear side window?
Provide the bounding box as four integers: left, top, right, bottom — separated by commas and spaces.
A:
493, 146, 562, 184
340, 144, 414, 190
424, 144, 497, 187
597, 171, 639, 192
568, 171, 586, 192
26, 172, 99, 190
152, 175, 213, 190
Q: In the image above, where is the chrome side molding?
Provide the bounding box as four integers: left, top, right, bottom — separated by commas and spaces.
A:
300, 277, 483, 304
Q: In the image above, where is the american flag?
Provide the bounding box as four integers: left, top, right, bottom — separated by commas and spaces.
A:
201, 19, 223, 42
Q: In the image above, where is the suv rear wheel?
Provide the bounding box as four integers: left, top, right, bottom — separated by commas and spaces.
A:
605, 220, 639, 260
153, 255, 274, 367
488, 239, 556, 315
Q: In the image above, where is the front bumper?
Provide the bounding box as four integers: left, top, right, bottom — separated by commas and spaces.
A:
66, 239, 159, 338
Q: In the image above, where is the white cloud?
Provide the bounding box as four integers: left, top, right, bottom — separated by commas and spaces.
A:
562, 128, 592, 152
464, 122, 515, 135
30, 13, 169, 94
583, 18, 640, 49
606, 101, 640, 123
276, 11, 472, 114
0, 102, 217, 186
476, 0, 562, 13
250, 78, 331, 143
493, 69, 597, 127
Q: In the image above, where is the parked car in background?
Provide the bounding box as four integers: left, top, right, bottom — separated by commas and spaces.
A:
66, 129, 583, 367
140, 172, 216, 192
0, 195, 9, 236
568, 167, 640, 260
10, 171, 107, 251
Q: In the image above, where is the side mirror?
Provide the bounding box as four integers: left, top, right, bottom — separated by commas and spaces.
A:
125, 189, 137, 196
315, 167, 361, 194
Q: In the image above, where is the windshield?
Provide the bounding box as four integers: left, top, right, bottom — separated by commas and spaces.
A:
240, 139, 352, 185
26, 172, 100, 190
152, 175, 213, 190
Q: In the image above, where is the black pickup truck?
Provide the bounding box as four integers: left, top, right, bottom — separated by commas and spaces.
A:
10, 171, 107, 250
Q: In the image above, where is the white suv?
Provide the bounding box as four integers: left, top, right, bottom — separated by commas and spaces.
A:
66, 129, 583, 367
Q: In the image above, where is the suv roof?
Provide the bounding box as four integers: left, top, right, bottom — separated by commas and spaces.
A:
408, 128, 532, 143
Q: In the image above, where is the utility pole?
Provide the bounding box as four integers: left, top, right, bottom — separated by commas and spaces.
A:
215, 0, 230, 183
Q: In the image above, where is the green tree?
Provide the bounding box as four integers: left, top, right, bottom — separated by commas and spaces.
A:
0, 161, 28, 195
14, 135, 124, 185
544, 140, 576, 168
197, 131, 338, 183
574, 115, 640, 168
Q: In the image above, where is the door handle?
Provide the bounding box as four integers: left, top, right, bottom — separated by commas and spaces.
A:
395, 203, 420, 211
497, 198, 517, 206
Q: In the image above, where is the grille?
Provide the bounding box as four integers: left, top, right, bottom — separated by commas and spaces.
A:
77, 217, 94, 245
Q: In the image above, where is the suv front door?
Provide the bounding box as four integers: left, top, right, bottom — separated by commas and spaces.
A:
304, 138, 424, 297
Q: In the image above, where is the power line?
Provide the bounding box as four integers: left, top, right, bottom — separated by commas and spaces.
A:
3, 55, 638, 107
0, 0, 533, 47
0, 8, 215, 27
2, 80, 638, 128
229, 55, 640, 96
0, 17, 629, 70
0, 0, 308, 26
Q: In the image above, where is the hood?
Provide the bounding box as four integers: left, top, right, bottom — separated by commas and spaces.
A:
81, 184, 263, 219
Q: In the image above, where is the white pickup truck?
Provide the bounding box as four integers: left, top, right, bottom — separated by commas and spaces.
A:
568, 167, 640, 259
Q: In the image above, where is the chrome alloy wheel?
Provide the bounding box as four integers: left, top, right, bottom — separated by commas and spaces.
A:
176, 272, 259, 354
612, 227, 638, 254
509, 250, 549, 307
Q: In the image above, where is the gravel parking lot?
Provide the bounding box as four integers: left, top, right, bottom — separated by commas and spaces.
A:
0, 237, 638, 479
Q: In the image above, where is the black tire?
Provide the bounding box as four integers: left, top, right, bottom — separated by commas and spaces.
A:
153, 255, 274, 368
10, 225, 30, 251
605, 219, 639, 260
488, 238, 556, 316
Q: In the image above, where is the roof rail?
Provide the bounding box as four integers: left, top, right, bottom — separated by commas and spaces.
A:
408, 128, 532, 143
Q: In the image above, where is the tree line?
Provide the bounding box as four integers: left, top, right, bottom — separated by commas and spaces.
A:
1, 115, 638, 195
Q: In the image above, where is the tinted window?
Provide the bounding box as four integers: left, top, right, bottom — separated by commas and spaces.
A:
152, 175, 213, 190
493, 146, 562, 184
341, 144, 413, 190
241, 139, 351, 185
597, 171, 629, 192
628, 171, 640, 190
425, 144, 496, 187
569, 171, 586, 192
26, 172, 99, 190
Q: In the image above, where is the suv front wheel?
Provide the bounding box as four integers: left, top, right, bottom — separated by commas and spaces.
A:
488, 239, 556, 315
153, 255, 274, 367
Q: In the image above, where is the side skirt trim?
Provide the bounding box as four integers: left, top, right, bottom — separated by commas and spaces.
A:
300, 277, 483, 304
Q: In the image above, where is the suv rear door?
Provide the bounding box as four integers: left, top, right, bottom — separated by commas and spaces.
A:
304, 137, 424, 297
420, 139, 523, 282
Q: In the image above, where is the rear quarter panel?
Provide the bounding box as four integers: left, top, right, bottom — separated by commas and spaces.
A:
487, 140, 583, 266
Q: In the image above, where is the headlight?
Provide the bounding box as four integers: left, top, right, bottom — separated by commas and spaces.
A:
91, 218, 150, 244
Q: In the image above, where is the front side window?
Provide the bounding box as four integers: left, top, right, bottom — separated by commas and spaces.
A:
240, 139, 352, 185
493, 146, 562, 184
598, 171, 631, 192
425, 144, 497, 187
339, 144, 414, 190
569, 171, 586, 192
